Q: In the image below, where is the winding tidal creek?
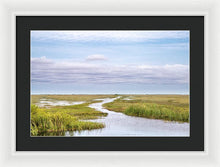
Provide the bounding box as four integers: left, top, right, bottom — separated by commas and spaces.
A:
65, 97, 190, 137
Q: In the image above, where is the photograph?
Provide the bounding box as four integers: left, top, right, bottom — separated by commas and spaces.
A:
30, 30, 190, 137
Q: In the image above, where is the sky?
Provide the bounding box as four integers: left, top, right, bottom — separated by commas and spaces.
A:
31, 30, 189, 94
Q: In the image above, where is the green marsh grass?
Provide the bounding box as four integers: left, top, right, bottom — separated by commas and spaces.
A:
103, 95, 189, 122
31, 95, 113, 136
125, 103, 189, 122
31, 103, 106, 136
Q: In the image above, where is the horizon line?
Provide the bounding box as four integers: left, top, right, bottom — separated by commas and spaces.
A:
31, 93, 189, 95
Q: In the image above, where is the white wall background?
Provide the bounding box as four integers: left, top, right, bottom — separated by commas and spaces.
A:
0, 0, 219, 166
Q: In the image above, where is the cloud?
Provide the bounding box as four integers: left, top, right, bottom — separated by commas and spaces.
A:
31, 30, 189, 43
86, 54, 108, 61
31, 57, 189, 85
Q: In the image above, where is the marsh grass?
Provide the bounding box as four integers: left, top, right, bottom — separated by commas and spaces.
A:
103, 95, 189, 122
48, 103, 108, 120
31, 103, 106, 136
125, 104, 189, 122
31, 94, 189, 136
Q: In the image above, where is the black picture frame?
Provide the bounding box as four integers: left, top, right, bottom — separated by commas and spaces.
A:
16, 16, 204, 151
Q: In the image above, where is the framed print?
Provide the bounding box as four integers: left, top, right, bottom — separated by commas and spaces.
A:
16, 16, 204, 151
5, 0, 220, 165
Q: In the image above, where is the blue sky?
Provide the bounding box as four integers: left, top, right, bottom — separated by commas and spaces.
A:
31, 30, 189, 94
